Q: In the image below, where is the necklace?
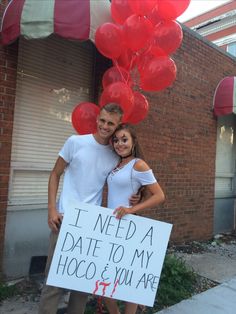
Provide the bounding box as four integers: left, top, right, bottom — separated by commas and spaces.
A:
120, 152, 133, 159
111, 156, 134, 174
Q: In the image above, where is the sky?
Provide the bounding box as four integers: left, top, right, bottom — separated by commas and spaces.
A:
178, 0, 232, 22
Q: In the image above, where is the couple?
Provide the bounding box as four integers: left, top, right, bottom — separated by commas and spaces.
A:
38, 103, 165, 314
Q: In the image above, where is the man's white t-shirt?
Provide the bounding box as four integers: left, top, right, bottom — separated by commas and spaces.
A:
57, 134, 119, 213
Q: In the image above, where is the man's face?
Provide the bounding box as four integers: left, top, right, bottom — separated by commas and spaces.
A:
96, 109, 121, 141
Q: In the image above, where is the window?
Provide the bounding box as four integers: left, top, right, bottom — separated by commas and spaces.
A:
215, 115, 236, 197
9, 37, 96, 208
227, 42, 236, 57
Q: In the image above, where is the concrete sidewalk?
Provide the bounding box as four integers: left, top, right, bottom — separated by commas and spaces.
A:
156, 276, 236, 314
156, 239, 236, 314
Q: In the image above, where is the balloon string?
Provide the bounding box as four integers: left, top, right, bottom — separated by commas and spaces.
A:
128, 53, 136, 78
113, 59, 130, 86
113, 50, 138, 87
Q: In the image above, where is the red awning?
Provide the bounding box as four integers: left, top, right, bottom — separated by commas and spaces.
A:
213, 76, 236, 116
0, 0, 111, 45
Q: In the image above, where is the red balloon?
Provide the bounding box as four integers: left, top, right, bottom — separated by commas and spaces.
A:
95, 23, 123, 59
128, 0, 157, 16
139, 56, 177, 91
99, 82, 134, 121
102, 66, 133, 88
150, 20, 183, 56
137, 51, 155, 73
147, 6, 162, 26
123, 14, 154, 51
125, 91, 149, 124
111, 0, 133, 25
114, 48, 137, 71
157, 0, 191, 20
72, 102, 100, 135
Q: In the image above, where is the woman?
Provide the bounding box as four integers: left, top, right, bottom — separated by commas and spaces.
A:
104, 123, 165, 314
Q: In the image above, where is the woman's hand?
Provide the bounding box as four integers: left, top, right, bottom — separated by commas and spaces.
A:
113, 206, 133, 219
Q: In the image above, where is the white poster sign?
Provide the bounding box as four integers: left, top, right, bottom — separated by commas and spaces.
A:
47, 201, 172, 307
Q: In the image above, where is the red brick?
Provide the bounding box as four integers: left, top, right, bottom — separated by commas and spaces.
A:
0, 1, 17, 274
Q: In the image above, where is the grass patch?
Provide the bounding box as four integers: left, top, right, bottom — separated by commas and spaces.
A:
0, 282, 18, 302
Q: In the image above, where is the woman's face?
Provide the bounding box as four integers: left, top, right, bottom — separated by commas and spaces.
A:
112, 129, 133, 157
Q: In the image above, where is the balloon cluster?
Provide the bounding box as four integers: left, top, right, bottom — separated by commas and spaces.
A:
72, 0, 191, 134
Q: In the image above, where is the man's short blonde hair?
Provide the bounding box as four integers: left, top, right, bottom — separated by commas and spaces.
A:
102, 103, 123, 117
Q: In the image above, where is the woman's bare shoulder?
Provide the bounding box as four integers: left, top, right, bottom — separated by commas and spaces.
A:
133, 159, 150, 172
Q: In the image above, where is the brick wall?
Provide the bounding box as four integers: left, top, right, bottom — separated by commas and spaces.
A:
95, 27, 236, 244
0, 1, 18, 276
136, 28, 236, 243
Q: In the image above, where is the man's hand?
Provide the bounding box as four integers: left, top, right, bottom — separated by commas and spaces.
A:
129, 193, 141, 206
48, 211, 63, 233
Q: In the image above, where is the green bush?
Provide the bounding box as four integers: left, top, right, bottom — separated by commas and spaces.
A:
149, 254, 197, 312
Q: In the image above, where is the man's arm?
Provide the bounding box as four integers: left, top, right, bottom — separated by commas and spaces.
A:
48, 156, 68, 233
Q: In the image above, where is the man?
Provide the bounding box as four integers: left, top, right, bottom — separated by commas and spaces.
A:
38, 103, 136, 314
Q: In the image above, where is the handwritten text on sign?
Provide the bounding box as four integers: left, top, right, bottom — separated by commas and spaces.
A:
47, 201, 172, 307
